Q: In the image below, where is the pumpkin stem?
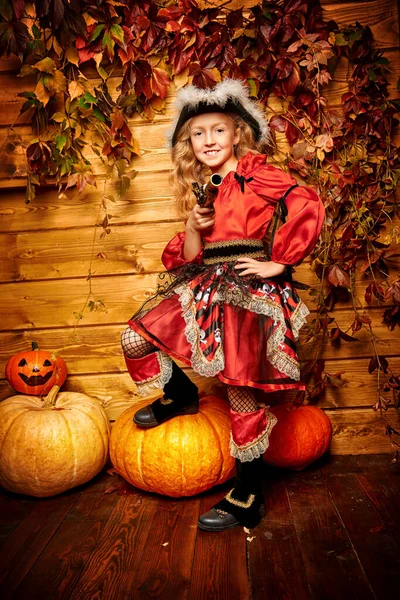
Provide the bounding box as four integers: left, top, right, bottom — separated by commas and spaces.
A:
43, 385, 60, 407
32, 342, 40, 351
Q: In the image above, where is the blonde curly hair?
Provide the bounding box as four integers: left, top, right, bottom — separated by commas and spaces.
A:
170, 113, 265, 218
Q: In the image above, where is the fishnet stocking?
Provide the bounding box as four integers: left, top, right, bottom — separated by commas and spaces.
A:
121, 327, 157, 358
227, 386, 259, 413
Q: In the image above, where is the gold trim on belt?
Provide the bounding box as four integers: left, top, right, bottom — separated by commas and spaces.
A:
203, 239, 265, 265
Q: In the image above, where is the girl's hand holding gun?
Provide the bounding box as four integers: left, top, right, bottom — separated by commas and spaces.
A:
184, 176, 220, 260
187, 173, 223, 233
186, 204, 215, 233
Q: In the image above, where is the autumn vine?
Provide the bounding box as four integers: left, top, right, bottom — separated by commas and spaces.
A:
0, 0, 399, 456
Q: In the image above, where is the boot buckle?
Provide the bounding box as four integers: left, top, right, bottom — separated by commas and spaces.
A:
225, 488, 256, 509
160, 397, 174, 405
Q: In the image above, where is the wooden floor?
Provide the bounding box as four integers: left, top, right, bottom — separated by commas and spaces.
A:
1, 453, 400, 600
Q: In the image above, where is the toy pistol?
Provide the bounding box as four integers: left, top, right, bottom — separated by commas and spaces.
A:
192, 173, 223, 210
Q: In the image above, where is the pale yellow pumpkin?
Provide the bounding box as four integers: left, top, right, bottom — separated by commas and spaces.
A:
0, 385, 110, 497
110, 395, 235, 497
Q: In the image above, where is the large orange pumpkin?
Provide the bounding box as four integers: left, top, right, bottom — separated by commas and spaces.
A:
0, 385, 110, 497
5, 342, 67, 396
264, 403, 332, 471
110, 395, 235, 497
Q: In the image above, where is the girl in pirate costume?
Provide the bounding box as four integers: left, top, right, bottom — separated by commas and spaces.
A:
121, 79, 324, 532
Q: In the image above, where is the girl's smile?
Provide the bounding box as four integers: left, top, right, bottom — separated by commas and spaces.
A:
189, 112, 240, 177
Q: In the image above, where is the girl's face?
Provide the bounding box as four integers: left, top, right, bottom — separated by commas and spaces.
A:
189, 112, 240, 177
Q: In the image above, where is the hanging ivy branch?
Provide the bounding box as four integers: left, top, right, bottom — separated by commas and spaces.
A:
1, 0, 400, 457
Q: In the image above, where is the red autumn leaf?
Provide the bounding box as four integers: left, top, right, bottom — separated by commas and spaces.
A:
330, 327, 341, 341
118, 44, 134, 66
327, 265, 350, 288
276, 58, 294, 80
13, 0, 26, 20
189, 63, 220, 88
226, 8, 243, 29
385, 277, 400, 303
357, 314, 372, 324
342, 224, 355, 243
129, 59, 152, 99
151, 67, 170, 99
111, 110, 125, 130
287, 39, 303, 53
364, 283, 373, 304
351, 318, 362, 333
136, 16, 150, 30
309, 379, 326, 398
365, 282, 384, 304
269, 115, 287, 133
282, 67, 300, 95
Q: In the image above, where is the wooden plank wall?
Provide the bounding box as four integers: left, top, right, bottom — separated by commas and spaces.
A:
0, 0, 399, 454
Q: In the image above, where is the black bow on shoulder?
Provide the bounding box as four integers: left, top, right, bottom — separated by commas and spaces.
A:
234, 172, 254, 192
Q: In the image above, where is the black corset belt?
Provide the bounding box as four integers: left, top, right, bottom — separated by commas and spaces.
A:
203, 239, 265, 265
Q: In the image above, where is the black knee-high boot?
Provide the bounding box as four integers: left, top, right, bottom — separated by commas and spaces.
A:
198, 456, 265, 531
133, 361, 199, 427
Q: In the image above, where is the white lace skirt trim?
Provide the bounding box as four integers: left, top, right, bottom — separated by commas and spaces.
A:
174, 283, 309, 382
135, 351, 173, 397
230, 408, 278, 462
215, 287, 308, 381
175, 283, 225, 377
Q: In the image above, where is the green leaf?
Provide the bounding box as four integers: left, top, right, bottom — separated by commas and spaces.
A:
368, 69, 377, 82
110, 24, 125, 45
32, 24, 41, 39
247, 79, 258, 98
90, 24, 106, 42
334, 33, 347, 46
97, 65, 108, 80
83, 91, 97, 104
17, 91, 36, 99
25, 174, 36, 204
375, 56, 389, 66
19, 99, 35, 114
25, 38, 45, 56
390, 98, 400, 111
93, 106, 106, 122
117, 174, 131, 197
56, 134, 67, 151
102, 32, 115, 59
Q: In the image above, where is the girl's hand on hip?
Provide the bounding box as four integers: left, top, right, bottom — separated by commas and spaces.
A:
186, 205, 215, 233
234, 258, 287, 278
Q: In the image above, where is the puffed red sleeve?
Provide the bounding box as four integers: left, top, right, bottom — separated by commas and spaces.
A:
250, 165, 325, 266
161, 231, 204, 270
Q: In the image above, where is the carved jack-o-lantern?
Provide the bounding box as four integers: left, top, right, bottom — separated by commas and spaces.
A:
5, 342, 67, 396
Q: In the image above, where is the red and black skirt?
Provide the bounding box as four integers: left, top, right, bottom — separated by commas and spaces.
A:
128, 241, 309, 392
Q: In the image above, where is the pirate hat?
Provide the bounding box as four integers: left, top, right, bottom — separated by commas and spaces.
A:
167, 79, 270, 148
